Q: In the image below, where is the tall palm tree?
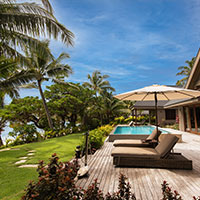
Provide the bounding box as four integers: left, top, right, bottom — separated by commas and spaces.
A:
0, 56, 35, 146
176, 57, 196, 87
23, 41, 72, 130
83, 70, 115, 96
0, 0, 74, 60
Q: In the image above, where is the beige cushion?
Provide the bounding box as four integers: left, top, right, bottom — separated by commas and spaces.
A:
146, 129, 162, 140
155, 134, 178, 158
111, 147, 160, 159
129, 121, 134, 126
113, 139, 150, 147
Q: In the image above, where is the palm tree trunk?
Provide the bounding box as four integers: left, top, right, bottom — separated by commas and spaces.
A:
37, 80, 54, 130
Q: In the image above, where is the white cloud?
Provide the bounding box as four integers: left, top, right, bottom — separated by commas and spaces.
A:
136, 65, 152, 70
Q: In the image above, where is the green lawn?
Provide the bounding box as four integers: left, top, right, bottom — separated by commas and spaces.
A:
0, 133, 82, 200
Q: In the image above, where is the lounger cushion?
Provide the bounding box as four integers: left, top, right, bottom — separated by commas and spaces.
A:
146, 129, 161, 141
111, 147, 160, 159
155, 134, 178, 158
113, 139, 150, 147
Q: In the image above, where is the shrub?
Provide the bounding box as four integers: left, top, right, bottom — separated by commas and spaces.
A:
161, 180, 183, 200
44, 129, 71, 139
8, 124, 42, 145
22, 153, 80, 200
80, 125, 114, 152
97, 125, 114, 137
22, 154, 136, 200
89, 129, 104, 150
113, 116, 126, 125
124, 116, 134, 123
44, 130, 57, 139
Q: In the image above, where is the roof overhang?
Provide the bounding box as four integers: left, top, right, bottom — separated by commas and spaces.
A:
164, 97, 200, 108
133, 106, 164, 110
185, 48, 200, 89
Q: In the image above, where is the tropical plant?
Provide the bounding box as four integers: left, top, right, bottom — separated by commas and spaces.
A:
100, 91, 127, 124
83, 70, 115, 96
0, 96, 48, 130
23, 41, 72, 129
22, 154, 136, 200
176, 57, 196, 87
8, 124, 41, 145
0, 56, 36, 146
45, 82, 95, 130
0, 0, 74, 60
80, 125, 114, 151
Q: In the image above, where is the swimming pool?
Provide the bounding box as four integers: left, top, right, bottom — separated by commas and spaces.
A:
108, 125, 169, 142
113, 126, 168, 135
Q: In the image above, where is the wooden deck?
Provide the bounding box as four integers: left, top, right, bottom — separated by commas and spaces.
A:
76, 129, 200, 199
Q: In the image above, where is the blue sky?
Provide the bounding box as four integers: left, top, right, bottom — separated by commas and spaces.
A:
15, 0, 200, 98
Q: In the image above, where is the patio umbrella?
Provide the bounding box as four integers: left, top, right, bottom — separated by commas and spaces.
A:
115, 84, 200, 135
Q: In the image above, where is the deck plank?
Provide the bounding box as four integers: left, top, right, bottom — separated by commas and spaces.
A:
76, 130, 200, 199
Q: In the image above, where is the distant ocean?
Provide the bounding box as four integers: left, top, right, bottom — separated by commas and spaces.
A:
2, 126, 13, 144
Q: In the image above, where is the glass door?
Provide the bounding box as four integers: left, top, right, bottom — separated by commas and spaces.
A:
189, 107, 196, 132
195, 106, 200, 133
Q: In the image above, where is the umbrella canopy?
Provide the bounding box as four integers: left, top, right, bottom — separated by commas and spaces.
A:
115, 85, 200, 101
115, 84, 200, 136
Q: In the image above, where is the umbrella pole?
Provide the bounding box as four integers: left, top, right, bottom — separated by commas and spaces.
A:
154, 92, 158, 138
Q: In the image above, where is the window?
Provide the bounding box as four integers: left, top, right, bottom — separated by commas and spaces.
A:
165, 109, 176, 120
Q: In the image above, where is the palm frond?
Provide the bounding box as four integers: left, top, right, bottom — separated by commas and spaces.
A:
46, 52, 70, 71
20, 82, 38, 89
41, 0, 53, 14
0, 69, 36, 89
1, 12, 74, 46
0, 41, 30, 65
46, 64, 72, 78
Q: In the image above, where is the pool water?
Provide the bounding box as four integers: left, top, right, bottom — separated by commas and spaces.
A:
114, 126, 168, 135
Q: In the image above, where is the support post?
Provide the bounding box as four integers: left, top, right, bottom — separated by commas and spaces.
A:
154, 92, 158, 138
85, 131, 89, 166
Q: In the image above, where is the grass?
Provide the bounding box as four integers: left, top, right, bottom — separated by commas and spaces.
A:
0, 133, 82, 200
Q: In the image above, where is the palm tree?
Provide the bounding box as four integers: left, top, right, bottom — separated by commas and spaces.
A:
0, 0, 74, 60
176, 57, 196, 87
83, 70, 115, 96
23, 41, 72, 130
0, 56, 35, 146
100, 91, 127, 124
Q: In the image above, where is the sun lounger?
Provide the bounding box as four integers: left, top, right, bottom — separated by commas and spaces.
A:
111, 134, 192, 169
129, 119, 146, 126
113, 129, 162, 147
128, 121, 135, 126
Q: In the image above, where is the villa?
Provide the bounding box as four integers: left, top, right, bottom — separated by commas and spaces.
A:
165, 48, 200, 134
133, 100, 177, 126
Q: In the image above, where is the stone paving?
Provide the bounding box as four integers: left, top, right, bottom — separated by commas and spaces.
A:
14, 149, 38, 168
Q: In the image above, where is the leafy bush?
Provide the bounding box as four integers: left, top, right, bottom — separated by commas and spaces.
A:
88, 129, 104, 150
22, 154, 136, 200
44, 130, 57, 139
21, 153, 80, 200
44, 129, 71, 139
124, 116, 134, 123
112, 115, 156, 125
80, 125, 114, 151
161, 180, 182, 200
8, 124, 42, 145
97, 125, 114, 137
164, 123, 179, 130
112, 116, 126, 125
